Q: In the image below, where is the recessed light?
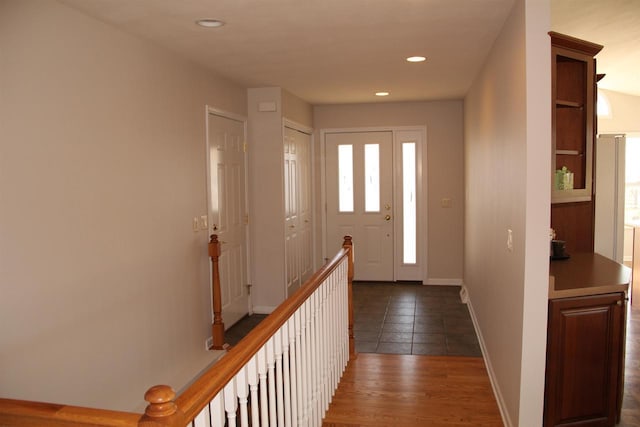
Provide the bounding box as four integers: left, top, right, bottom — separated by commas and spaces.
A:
375, 92, 390, 97
406, 56, 426, 62
196, 19, 225, 28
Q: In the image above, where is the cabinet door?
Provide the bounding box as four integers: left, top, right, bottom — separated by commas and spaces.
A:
545, 293, 625, 427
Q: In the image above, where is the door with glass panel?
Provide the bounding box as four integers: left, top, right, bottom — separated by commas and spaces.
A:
325, 131, 393, 280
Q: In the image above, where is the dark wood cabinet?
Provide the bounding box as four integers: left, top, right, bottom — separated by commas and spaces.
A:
544, 292, 626, 427
549, 32, 603, 254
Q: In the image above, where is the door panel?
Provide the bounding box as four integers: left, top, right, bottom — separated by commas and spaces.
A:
326, 131, 393, 281
207, 112, 248, 327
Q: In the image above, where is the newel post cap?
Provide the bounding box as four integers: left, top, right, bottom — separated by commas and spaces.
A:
144, 385, 177, 418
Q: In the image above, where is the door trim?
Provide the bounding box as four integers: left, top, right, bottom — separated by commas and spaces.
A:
320, 126, 428, 282
205, 105, 251, 317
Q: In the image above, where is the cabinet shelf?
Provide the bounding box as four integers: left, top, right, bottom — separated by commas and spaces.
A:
556, 100, 583, 108
555, 149, 581, 155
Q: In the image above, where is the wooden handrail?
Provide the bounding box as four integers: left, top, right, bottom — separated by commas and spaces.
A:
174, 236, 354, 422
0, 237, 354, 427
0, 398, 140, 427
208, 234, 226, 350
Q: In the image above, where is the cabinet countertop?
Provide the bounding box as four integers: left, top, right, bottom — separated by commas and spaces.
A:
549, 252, 631, 299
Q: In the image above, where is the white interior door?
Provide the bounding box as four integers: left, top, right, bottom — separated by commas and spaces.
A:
207, 111, 249, 327
325, 131, 393, 281
285, 126, 313, 296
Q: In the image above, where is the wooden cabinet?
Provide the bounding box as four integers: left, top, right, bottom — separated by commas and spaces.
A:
549, 32, 603, 254
544, 292, 626, 427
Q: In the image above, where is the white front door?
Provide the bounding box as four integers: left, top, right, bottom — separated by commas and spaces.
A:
284, 126, 313, 296
325, 131, 394, 281
207, 111, 249, 327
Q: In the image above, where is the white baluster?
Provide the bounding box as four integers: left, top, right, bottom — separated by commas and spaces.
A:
266, 337, 277, 427
306, 296, 314, 426
308, 293, 318, 425
287, 316, 298, 427
192, 402, 210, 427
236, 366, 249, 427
247, 356, 260, 427
317, 283, 327, 415
295, 309, 304, 427
281, 321, 292, 427
275, 329, 285, 427
209, 392, 226, 427
257, 346, 269, 427
224, 378, 238, 427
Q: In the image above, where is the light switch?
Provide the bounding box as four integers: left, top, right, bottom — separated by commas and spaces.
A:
192, 217, 199, 232
199, 215, 208, 230
507, 229, 514, 252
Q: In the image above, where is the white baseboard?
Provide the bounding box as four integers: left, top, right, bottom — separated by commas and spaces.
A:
425, 278, 463, 286
252, 305, 276, 315
465, 290, 513, 427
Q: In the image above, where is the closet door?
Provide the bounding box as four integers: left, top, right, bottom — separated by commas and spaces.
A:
284, 126, 313, 297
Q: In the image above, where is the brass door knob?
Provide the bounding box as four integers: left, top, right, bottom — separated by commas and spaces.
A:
384, 214, 391, 221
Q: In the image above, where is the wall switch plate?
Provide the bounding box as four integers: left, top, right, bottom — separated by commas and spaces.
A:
199, 215, 208, 230
192, 217, 199, 232
507, 229, 514, 252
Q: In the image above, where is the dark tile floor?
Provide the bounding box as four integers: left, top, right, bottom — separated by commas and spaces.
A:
225, 282, 481, 356
352, 281, 481, 356
225, 313, 268, 346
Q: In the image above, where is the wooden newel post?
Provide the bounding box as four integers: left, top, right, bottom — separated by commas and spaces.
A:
139, 385, 185, 426
209, 234, 226, 350
342, 235, 356, 359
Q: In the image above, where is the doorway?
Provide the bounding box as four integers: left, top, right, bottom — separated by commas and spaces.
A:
206, 108, 250, 327
323, 128, 425, 282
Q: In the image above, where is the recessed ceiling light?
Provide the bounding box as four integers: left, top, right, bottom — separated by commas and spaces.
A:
196, 19, 225, 28
375, 92, 390, 97
406, 56, 427, 62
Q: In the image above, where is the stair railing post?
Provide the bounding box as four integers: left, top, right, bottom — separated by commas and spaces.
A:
209, 234, 226, 350
342, 236, 356, 359
138, 385, 185, 426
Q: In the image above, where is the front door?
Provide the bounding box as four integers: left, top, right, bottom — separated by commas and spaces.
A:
325, 131, 394, 281
207, 111, 249, 327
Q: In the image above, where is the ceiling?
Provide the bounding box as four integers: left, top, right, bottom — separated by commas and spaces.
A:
60, 0, 640, 105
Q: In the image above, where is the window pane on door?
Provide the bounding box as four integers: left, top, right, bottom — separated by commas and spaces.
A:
338, 144, 354, 212
403, 142, 416, 264
364, 144, 380, 212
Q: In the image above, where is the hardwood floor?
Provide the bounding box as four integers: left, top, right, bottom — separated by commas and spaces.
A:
322, 354, 503, 427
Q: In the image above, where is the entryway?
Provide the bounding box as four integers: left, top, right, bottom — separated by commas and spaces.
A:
323, 128, 425, 282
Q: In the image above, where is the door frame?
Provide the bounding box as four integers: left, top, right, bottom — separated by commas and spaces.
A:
320, 126, 427, 282
205, 105, 252, 317
282, 118, 316, 294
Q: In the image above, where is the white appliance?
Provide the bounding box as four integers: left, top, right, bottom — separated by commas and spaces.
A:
594, 134, 626, 263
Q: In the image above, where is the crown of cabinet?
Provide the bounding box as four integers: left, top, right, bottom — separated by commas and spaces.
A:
549, 31, 603, 56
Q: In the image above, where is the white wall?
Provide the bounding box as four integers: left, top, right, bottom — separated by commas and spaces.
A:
599, 89, 640, 133
464, 0, 550, 425
313, 101, 464, 282
0, 0, 247, 411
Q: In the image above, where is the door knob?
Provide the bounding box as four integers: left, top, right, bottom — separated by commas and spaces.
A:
384, 214, 391, 221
